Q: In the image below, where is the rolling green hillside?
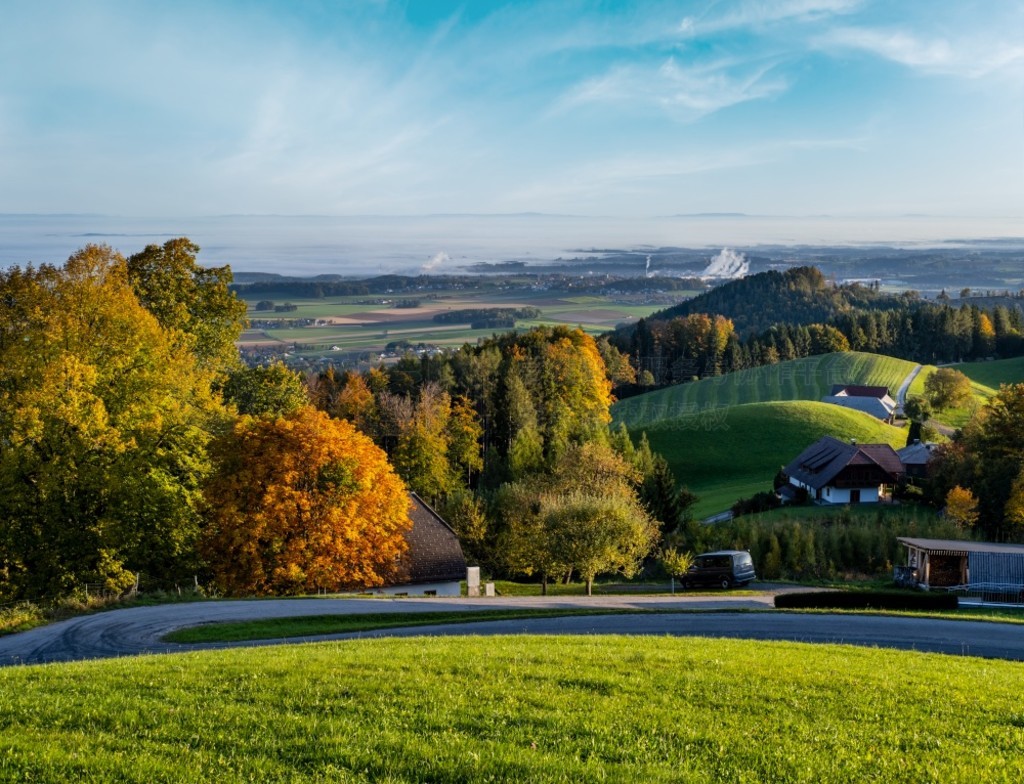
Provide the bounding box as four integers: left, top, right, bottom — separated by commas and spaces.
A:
952, 356, 1024, 389
636, 400, 908, 517
613, 351, 918, 430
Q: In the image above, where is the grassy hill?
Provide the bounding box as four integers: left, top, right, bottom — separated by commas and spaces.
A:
1, 635, 1021, 782
952, 356, 1024, 389
613, 351, 918, 430
906, 366, 996, 429
636, 400, 908, 517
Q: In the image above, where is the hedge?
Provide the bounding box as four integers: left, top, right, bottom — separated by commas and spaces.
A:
774, 590, 958, 611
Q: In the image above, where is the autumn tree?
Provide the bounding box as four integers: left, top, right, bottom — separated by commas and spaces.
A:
0, 246, 227, 599
201, 406, 411, 595
944, 486, 979, 530
126, 238, 247, 371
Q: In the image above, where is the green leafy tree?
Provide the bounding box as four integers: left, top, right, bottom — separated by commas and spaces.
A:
924, 368, 973, 411
220, 363, 308, 417
126, 238, 247, 371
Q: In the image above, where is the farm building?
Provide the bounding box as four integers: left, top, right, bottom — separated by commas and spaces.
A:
782, 436, 903, 504
896, 440, 940, 480
896, 537, 1024, 600
373, 493, 467, 597
821, 384, 898, 423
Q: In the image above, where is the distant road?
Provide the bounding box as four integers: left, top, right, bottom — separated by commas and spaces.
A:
896, 364, 923, 407
3, 591, 1024, 665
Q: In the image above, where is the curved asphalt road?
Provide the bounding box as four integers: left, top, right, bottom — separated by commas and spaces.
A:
2, 589, 1024, 666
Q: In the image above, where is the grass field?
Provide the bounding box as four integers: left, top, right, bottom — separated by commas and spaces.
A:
634, 400, 909, 517
906, 365, 995, 429
1, 636, 1022, 782
952, 356, 1024, 389
612, 352, 918, 429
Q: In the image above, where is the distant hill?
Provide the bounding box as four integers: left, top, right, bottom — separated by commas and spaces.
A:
634, 400, 909, 517
639, 266, 898, 336
612, 352, 918, 430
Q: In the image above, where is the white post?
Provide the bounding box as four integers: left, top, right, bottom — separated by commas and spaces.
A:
467, 566, 481, 597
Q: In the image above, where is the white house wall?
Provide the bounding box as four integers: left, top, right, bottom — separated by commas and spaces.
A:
373, 581, 462, 597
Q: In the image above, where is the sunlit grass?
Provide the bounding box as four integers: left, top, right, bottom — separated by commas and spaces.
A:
1, 635, 1022, 782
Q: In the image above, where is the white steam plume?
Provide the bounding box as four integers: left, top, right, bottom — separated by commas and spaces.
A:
701, 248, 749, 279
421, 250, 450, 273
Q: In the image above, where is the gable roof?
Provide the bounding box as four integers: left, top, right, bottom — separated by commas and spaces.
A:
896, 441, 939, 466
784, 436, 904, 490
830, 384, 892, 399
821, 394, 896, 420
395, 493, 467, 585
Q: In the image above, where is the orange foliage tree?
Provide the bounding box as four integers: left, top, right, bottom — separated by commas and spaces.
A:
201, 406, 411, 595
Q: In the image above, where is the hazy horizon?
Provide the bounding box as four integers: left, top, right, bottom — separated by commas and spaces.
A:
3, 212, 1023, 277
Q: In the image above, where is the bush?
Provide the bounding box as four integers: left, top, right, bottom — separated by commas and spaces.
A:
732, 491, 782, 517
774, 590, 958, 611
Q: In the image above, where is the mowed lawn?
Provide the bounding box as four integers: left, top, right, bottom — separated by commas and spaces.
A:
634, 400, 908, 517
0, 636, 1022, 782
612, 352, 918, 429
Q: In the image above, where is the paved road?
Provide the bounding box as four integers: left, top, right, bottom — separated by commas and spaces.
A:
3, 590, 1024, 665
896, 364, 923, 407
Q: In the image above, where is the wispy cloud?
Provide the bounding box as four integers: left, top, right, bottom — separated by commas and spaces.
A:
679, 0, 863, 36
556, 56, 788, 121
818, 26, 1024, 78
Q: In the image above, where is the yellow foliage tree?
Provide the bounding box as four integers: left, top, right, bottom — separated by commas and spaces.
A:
944, 485, 979, 531
201, 406, 411, 595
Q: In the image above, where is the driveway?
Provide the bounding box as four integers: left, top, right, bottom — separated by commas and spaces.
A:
3, 589, 1023, 665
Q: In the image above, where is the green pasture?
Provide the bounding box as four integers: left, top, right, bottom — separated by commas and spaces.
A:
952, 356, 1024, 389
1, 635, 1022, 782
613, 352, 918, 429
634, 400, 908, 517
906, 365, 995, 429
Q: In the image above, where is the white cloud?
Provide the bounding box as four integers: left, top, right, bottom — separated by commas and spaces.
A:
680, 0, 863, 36
556, 55, 788, 121
818, 26, 1024, 78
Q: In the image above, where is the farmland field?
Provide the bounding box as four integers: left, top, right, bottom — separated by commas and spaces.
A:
238, 288, 672, 356
631, 400, 909, 517
952, 356, 1024, 389
612, 352, 917, 429
1, 635, 1022, 782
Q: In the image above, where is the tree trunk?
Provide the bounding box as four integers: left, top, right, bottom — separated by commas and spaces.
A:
586, 578, 593, 596
541, 573, 547, 596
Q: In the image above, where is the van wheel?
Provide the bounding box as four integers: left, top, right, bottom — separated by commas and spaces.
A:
720, 577, 731, 590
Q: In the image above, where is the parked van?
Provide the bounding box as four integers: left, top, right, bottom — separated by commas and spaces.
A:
683, 550, 756, 589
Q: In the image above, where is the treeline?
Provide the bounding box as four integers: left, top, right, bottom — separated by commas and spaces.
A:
611, 266, 1024, 390
432, 307, 542, 328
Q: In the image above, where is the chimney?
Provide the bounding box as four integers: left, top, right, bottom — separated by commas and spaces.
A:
850, 439, 857, 446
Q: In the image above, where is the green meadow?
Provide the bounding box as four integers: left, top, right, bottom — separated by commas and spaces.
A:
633, 400, 908, 517
612, 352, 917, 429
1, 636, 1022, 782
952, 356, 1024, 390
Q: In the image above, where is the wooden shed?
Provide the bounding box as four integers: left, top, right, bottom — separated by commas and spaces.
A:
896, 537, 1024, 600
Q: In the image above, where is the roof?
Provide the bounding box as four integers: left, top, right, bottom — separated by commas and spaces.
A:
896, 441, 939, 466
830, 384, 893, 399
784, 436, 904, 490
395, 493, 467, 585
898, 538, 1024, 556
821, 394, 896, 420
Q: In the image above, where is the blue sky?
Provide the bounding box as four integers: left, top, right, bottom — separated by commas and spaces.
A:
2, 0, 1022, 221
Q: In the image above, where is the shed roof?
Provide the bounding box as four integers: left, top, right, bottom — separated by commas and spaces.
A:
784, 436, 903, 490
396, 493, 467, 585
898, 537, 1024, 556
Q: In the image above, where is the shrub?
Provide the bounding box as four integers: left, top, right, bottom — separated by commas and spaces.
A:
775, 591, 958, 611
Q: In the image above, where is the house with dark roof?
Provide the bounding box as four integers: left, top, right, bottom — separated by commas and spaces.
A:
897, 537, 1024, 600
782, 435, 904, 504
821, 384, 898, 423
373, 493, 467, 597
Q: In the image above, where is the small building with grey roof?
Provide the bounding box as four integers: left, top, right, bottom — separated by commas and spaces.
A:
897, 537, 1024, 601
822, 384, 898, 423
